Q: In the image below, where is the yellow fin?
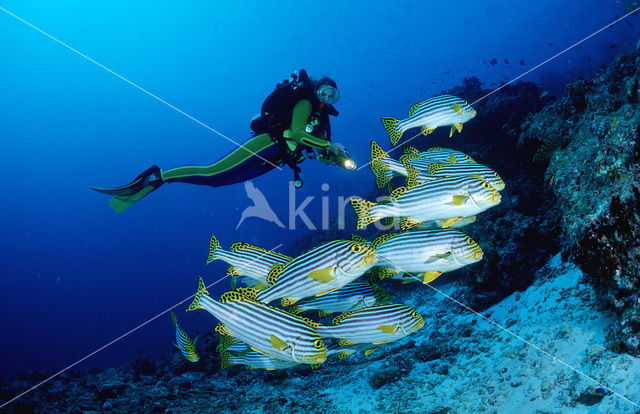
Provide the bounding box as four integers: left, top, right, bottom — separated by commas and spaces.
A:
381, 117, 403, 145
281, 297, 300, 307
441, 217, 463, 228
372, 340, 391, 345
370, 141, 393, 189
318, 309, 330, 317
449, 154, 457, 164
390, 186, 407, 201
206, 234, 221, 265
337, 351, 354, 359
287, 305, 302, 315
370, 233, 398, 250
422, 271, 442, 284
351, 234, 368, 245
338, 339, 356, 346
421, 126, 436, 135
270, 334, 289, 351
450, 123, 463, 137
427, 163, 445, 175
350, 197, 378, 230
308, 268, 335, 283
187, 276, 209, 311
401, 158, 420, 189
403, 144, 420, 156
452, 195, 469, 206
378, 325, 398, 334
364, 347, 378, 356
451, 103, 462, 114
215, 323, 231, 337
400, 217, 421, 230
408, 100, 427, 117
226, 266, 240, 276
267, 262, 288, 285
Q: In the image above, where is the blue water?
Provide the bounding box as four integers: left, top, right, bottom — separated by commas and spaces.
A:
0, 0, 637, 381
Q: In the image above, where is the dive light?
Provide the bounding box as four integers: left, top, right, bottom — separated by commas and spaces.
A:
331, 143, 357, 171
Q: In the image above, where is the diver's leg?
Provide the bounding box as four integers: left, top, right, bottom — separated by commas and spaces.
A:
161, 133, 281, 187
89, 165, 164, 213
89, 134, 281, 213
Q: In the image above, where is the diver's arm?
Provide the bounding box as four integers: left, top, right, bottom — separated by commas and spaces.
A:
289, 100, 330, 149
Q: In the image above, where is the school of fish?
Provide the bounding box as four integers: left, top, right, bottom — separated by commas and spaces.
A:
170, 94, 501, 371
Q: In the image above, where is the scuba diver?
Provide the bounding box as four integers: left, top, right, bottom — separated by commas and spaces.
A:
90, 69, 356, 213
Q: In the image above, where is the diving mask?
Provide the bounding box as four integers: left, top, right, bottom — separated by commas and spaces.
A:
316, 85, 340, 104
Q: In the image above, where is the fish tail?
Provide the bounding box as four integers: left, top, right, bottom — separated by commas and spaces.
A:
350, 197, 379, 230
187, 276, 209, 311
206, 234, 221, 265
381, 117, 403, 145
170, 310, 178, 329
369, 141, 393, 189
219, 348, 232, 369
287, 305, 302, 315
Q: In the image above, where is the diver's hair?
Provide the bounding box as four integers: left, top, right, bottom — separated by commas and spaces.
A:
311, 76, 338, 90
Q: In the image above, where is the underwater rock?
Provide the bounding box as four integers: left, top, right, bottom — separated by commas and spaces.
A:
168, 375, 192, 390
130, 356, 157, 376
519, 47, 640, 353
368, 366, 403, 389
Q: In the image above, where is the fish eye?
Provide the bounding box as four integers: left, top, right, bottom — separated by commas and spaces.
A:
313, 339, 323, 348
466, 237, 474, 245
351, 244, 363, 253
411, 310, 419, 318
482, 182, 491, 189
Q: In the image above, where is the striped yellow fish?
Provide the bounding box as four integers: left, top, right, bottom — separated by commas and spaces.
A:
351, 175, 501, 230
256, 240, 378, 307
382, 95, 477, 145
206, 234, 291, 286
370, 141, 479, 189
188, 277, 326, 364
402, 145, 476, 165
316, 304, 424, 345
368, 229, 483, 284
403, 158, 505, 191
170, 310, 200, 362
288, 282, 392, 317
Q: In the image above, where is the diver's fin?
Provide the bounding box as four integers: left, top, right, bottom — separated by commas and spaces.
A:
89, 165, 163, 213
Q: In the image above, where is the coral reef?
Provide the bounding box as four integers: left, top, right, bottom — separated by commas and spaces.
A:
518, 47, 640, 353
3, 256, 640, 412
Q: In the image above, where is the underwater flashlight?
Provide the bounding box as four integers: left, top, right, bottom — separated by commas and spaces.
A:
329, 143, 357, 171
343, 158, 357, 171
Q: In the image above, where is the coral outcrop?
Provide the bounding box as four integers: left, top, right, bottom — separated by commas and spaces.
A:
518, 48, 640, 353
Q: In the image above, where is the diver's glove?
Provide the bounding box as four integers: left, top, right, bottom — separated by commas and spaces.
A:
318, 142, 357, 171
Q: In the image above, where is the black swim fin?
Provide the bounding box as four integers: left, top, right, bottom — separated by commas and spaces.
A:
89, 165, 164, 213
